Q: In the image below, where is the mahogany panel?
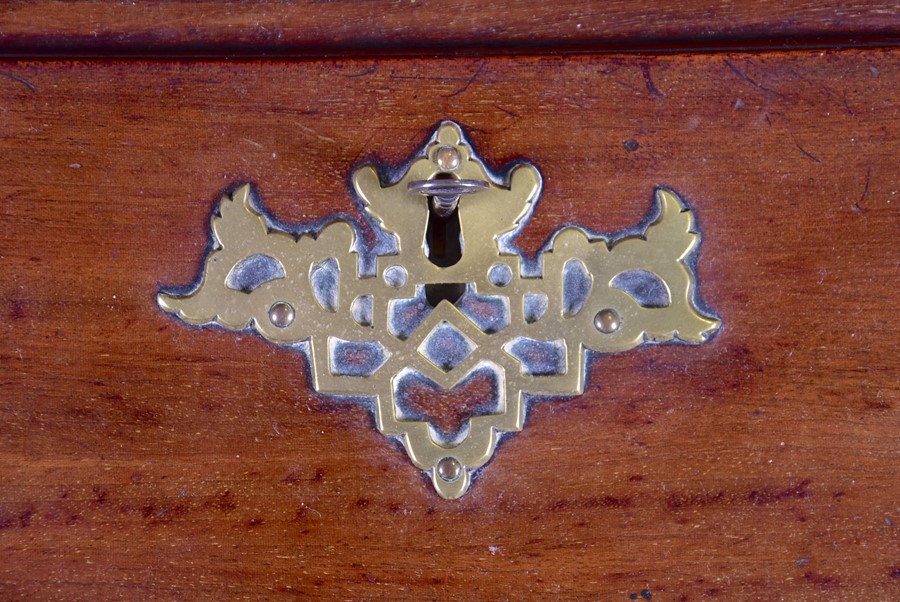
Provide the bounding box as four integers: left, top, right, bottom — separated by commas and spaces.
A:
0, 50, 897, 600
0, 1, 898, 55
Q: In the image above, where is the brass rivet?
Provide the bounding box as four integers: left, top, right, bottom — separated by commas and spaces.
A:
437, 457, 462, 482
435, 146, 461, 172
594, 308, 620, 333
269, 302, 295, 328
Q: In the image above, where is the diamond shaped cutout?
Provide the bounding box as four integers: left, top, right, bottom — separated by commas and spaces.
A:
417, 320, 477, 373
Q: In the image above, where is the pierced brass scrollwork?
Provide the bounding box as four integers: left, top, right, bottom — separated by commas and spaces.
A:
158, 122, 720, 499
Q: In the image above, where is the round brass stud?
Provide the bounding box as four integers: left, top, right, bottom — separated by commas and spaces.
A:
437, 457, 462, 482
269, 301, 295, 328
434, 145, 461, 172
594, 308, 620, 333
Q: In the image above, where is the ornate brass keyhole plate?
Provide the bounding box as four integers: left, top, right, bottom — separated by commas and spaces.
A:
158, 122, 720, 499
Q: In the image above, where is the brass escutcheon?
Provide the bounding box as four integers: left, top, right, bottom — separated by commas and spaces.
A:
158, 122, 720, 499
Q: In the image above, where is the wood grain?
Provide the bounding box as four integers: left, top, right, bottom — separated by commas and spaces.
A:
0, 1, 898, 55
0, 50, 897, 600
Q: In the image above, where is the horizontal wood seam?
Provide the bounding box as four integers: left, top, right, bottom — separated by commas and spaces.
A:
1, 39, 898, 61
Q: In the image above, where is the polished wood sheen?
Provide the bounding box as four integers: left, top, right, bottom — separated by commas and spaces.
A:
0, 1, 898, 54
0, 50, 897, 599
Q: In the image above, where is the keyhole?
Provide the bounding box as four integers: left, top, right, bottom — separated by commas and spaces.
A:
424, 175, 466, 307
425, 201, 463, 268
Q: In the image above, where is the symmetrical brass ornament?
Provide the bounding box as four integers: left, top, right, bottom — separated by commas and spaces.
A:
158, 122, 720, 499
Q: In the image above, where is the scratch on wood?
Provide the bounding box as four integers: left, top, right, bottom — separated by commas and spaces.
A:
444, 62, 485, 98
853, 166, 872, 212
390, 74, 469, 82
724, 59, 784, 97
841, 92, 857, 117
0, 71, 36, 92
154, 487, 189, 519
640, 63, 665, 98
787, 66, 817, 90
794, 142, 821, 163
295, 122, 337, 144
350, 128, 379, 166
344, 65, 377, 78
494, 104, 521, 119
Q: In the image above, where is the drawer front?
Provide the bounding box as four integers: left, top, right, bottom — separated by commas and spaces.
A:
0, 50, 896, 599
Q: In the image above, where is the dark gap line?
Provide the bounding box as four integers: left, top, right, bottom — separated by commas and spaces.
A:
0, 38, 897, 61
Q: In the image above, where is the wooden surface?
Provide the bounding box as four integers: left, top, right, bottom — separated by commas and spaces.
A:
0, 1, 898, 55
0, 50, 897, 600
